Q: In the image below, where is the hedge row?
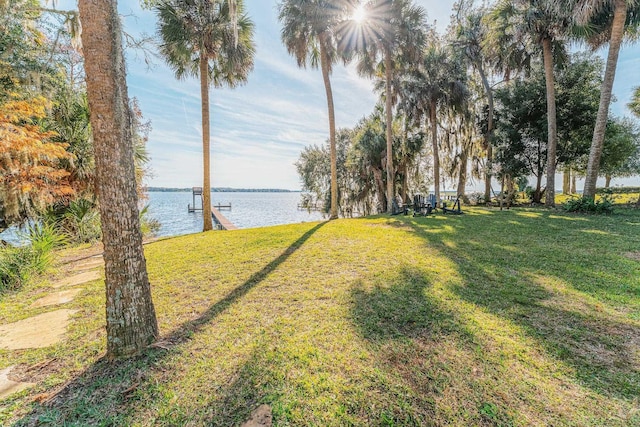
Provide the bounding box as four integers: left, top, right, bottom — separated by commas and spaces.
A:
596, 187, 640, 194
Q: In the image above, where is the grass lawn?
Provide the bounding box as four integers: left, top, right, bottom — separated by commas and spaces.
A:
1, 206, 639, 426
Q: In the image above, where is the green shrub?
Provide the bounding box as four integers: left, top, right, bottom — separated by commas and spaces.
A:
0, 246, 37, 291
468, 192, 486, 205
563, 193, 615, 214
596, 186, 640, 194
0, 223, 66, 292
139, 204, 161, 237
63, 199, 101, 243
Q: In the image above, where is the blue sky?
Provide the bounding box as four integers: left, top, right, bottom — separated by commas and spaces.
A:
62, 1, 640, 190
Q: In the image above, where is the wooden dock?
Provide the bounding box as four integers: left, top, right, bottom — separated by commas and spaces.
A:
212, 207, 237, 230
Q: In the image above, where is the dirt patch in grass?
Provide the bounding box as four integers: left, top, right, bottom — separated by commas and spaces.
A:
240, 404, 272, 427
625, 252, 640, 261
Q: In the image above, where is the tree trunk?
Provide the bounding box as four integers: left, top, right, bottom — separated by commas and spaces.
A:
456, 147, 468, 197
583, 0, 627, 199
542, 37, 558, 207
571, 173, 577, 194
535, 173, 542, 204
478, 64, 494, 204
563, 167, 570, 194
605, 174, 611, 188
200, 54, 214, 231
506, 175, 514, 208
500, 174, 505, 211
319, 39, 338, 220
372, 168, 386, 213
384, 48, 394, 213
430, 104, 440, 205
79, 0, 158, 360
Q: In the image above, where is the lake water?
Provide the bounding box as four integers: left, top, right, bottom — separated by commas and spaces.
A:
147, 191, 326, 237
0, 192, 325, 244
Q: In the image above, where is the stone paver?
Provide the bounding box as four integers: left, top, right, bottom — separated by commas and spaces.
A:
241, 405, 272, 427
0, 309, 78, 350
70, 256, 103, 272
52, 270, 101, 289
0, 366, 35, 400
30, 289, 83, 309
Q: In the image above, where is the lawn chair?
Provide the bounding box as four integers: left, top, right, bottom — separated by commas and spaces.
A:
442, 195, 463, 214
412, 194, 433, 216
391, 197, 409, 216
427, 193, 437, 210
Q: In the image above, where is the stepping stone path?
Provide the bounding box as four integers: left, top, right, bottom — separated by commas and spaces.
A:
30, 288, 83, 309
70, 255, 104, 272
52, 269, 102, 289
0, 366, 35, 400
0, 254, 104, 399
0, 309, 78, 350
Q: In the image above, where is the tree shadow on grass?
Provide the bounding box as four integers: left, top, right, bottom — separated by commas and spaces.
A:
403, 214, 640, 401
348, 266, 491, 426
11, 222, 326, 426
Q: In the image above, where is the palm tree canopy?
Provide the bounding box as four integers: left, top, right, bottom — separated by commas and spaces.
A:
398, 41, 468, 127
156, 0, 255, 88
482, 0, 535, 78
278, 0, 352, 71
573, 0, 640, 47
488, 0, 571, 72
342, 0, 427, 78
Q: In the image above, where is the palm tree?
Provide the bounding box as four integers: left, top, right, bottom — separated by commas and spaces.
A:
343, 0, 427, 213
399, 40, 467, 204
78, 0, 158, 359
454, 5, 496, 203
576, 0, 640, 198
480, 2, 535, 202
491, 0, 572, 207
278, 0, 349, 220
156, 0, 255, 231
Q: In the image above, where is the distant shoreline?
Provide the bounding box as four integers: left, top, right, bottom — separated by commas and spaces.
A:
146, 187, 297, 193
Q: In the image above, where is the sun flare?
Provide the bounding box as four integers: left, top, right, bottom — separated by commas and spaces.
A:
352, 4, 367, 24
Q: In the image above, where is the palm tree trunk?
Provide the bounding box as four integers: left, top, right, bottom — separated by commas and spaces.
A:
200, 54, 213, 231
79, 0, 158, 359
384, 48, 394, 214
430, 103, 440, 205
319, 39, 338, 220
571, 172, 577, 194
605, 174, 611, 188
478, 63, 494, 204
583, 0, 627, 199
563, 166, 570, 194
542, 37, 558, 207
